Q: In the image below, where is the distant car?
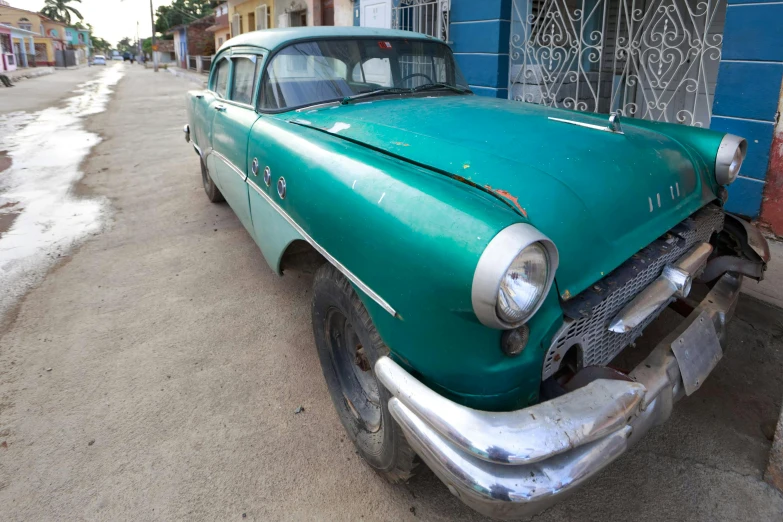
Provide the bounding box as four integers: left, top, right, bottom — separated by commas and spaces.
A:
112, 54, 122, 61
92, 55, 106, 65
184, 27, 770, 521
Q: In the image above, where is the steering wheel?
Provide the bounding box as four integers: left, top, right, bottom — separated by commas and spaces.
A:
400, 72, 435, 86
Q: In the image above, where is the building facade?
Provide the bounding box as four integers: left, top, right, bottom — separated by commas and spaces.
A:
170, 15, 216, 69
225, 0, 354, 35
0, 3, 58, 66
0, 23, 15, 71
207, 2, 232, 50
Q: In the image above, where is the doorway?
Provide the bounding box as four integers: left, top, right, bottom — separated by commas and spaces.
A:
321, 0, 335, 25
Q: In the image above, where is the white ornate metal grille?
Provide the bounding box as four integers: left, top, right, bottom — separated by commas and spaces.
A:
392, 0, 451, 42
509, 0, 726, 127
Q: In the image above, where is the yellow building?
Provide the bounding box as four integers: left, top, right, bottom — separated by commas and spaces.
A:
228, 0, 274, 37
206, 2, 232, 50
0, 4, 56, 66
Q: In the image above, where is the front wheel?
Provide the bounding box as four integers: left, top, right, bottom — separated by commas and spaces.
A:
200, 157, 224, 203
312, 263, 418, 483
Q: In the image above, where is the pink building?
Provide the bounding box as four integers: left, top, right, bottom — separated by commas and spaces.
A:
0, 24, 15, 72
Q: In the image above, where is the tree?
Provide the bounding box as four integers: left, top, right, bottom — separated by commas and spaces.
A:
154, 0, 219, 34
40, 0, 84, 25
116, 37, 134, 53
91, 36, 111, 54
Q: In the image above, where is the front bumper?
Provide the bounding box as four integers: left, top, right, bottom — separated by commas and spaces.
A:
375, 271, 743, 520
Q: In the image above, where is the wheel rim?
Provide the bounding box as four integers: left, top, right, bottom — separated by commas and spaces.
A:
325, 307, 381, 433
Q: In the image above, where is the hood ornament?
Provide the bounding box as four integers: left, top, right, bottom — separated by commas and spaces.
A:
548, 112, 624, 135
608, 112, 622, 133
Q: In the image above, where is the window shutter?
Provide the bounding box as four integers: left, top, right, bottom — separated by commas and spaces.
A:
256, 5, 268, 30
231, 13, 240, 37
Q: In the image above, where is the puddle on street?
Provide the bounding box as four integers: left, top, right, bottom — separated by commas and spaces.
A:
0, 65, 125, 319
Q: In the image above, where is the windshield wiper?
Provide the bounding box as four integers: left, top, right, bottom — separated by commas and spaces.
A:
411, 83, 471, 94
341, 87, 410, 105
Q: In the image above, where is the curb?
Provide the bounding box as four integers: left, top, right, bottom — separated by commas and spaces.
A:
167, 67, 207, 88
6, 67, 55, 82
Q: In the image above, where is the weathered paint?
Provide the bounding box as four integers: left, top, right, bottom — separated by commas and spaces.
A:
187, 27, 733, 411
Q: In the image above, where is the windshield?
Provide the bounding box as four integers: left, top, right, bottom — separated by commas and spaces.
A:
260, 38, 468, 111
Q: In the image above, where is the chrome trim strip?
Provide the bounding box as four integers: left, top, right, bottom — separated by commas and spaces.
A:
548, 116, 625, 134
246, 178, 397, 317
191, 141, 202, 157
212, 150, 247, 181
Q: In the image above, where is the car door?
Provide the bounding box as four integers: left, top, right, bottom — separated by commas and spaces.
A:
210, 53, 263, 235
191, 62, 218, 156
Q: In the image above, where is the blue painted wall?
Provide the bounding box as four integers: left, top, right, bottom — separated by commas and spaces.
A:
711, 0, 783, 218
449, 0, 512, 98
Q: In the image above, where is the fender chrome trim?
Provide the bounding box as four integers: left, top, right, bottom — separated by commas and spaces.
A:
211, 150, 247, 182
246, 177, 397, 317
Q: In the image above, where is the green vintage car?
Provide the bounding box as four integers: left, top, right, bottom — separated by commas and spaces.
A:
184, 27, 769, 519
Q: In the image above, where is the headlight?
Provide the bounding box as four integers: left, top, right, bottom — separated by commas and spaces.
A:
472, 224, 558, 329
715, 134, 747, 186
496, 244, 549, 324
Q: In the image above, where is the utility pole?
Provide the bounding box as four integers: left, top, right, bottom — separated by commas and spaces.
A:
150, 0, 158, 72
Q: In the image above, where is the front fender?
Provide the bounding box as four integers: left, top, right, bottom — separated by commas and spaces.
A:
247, 117, 560, 410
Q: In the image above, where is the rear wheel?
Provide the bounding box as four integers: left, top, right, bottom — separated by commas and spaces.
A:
200, 158, 224, 203
312, 263, 418, 483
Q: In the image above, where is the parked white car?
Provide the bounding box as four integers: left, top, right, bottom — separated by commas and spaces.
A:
93, 55, 106, 66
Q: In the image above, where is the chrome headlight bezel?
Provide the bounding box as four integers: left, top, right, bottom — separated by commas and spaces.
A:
715, 134, 747, 186
471, 224, 559, 330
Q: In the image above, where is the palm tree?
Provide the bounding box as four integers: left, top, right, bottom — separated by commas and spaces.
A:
41, 0, 84, 25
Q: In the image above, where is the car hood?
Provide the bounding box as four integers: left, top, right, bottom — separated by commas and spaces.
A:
283, 95, 717, 300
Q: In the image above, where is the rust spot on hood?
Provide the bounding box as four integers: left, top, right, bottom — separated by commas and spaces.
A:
484, 185, 528, 218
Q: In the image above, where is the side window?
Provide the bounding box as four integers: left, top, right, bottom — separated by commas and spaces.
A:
213, 59, 230, 98
230, 56, 261, 106
352, 58, 392, 87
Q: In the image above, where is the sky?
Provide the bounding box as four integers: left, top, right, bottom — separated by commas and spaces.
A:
8, 0, 170, 45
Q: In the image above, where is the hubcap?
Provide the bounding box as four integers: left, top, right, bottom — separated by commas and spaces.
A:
325, 308, 381, 433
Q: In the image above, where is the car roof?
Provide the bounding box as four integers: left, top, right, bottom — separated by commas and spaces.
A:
219, 26, 438, 54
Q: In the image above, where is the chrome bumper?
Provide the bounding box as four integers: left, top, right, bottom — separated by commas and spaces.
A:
375, 272, 743, 520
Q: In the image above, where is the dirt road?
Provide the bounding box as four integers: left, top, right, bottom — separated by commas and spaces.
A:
0, 66, 782, 521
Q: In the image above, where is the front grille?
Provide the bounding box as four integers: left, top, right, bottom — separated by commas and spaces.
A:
542, 205, 724, 379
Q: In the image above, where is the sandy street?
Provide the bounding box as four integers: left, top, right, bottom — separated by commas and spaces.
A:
0, 65, 782, 521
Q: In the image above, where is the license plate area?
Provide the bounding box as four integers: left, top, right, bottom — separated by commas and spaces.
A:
671, 310, 723, 395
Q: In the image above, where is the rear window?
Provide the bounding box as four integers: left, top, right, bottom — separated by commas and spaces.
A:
230, 56, 261, 105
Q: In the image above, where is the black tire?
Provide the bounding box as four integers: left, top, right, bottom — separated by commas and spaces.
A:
312, 263, 419, 483
200, 157, 224, 203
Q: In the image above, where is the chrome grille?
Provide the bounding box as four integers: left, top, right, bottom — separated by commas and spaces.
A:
542, 206, 724, 379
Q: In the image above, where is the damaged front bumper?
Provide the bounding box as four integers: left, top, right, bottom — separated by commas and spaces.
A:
375, 271, 744, 520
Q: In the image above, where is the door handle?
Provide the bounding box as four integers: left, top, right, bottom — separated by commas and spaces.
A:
214, 104, 226, 112
196, 94, 204, 99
